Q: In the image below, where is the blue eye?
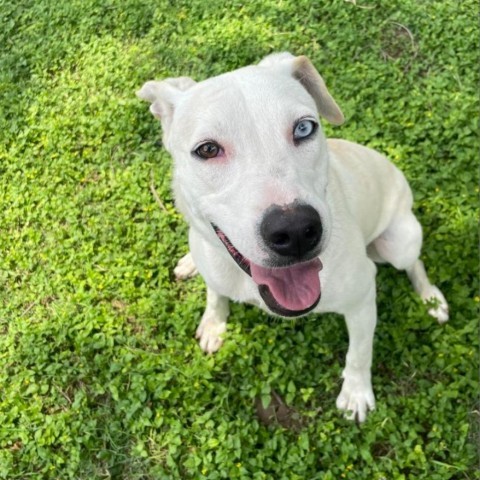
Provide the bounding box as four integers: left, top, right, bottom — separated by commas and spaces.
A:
293, 119, 317, 141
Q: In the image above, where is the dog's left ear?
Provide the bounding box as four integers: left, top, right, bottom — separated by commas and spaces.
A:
137, 76, 197, 145
259, 53, 344, 126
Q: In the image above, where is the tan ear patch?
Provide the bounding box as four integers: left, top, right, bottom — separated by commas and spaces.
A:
292, 56, 345, 126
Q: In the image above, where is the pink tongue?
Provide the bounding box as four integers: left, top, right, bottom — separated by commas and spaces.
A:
250, 258, 322, 311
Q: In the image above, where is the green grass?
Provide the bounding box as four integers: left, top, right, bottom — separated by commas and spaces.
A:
0, 0, 478, 478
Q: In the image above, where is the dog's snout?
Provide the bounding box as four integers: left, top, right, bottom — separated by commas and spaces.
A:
260, 203, 322, 258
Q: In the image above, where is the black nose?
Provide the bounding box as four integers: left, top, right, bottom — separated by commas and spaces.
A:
260, 203, 322, 258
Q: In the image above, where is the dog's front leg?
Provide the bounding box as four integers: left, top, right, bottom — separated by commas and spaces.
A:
196, 286, 229, 354
336, 285, 377, 422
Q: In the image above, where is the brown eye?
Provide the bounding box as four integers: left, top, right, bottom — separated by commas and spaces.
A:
194, 142, 221, 159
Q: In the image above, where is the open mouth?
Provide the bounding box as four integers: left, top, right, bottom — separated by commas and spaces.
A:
213, 225, 322, 317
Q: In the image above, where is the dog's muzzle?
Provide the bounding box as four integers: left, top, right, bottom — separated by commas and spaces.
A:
212, 206, 323, 318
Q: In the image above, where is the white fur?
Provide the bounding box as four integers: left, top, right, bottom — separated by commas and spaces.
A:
174, 252, 198, 280
138, 53, 449, 422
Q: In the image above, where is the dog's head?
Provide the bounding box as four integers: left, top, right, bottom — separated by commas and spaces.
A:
138, 53, 344, 317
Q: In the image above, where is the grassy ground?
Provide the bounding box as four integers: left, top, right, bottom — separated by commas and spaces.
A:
0, 0, 478, 478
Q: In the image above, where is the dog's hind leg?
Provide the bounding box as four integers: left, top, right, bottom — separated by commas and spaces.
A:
196, 287, 229, 353
406, 260, 449, 323
174, 252, 198, 280
372, 210, 449, 323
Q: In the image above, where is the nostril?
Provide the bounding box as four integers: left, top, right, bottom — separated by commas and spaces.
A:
304, 225, 320, 246
304, 226, 316, 239
272, 232, 290, 247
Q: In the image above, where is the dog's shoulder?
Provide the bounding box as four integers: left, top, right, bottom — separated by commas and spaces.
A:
327, 138, 404, 185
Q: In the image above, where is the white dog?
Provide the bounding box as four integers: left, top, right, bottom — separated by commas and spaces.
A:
137, 53, 449, 422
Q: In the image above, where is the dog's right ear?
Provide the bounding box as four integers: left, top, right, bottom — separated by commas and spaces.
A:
137, 77, 196, 143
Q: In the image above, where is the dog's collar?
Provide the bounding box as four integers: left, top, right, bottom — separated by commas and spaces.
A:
212, 224, 251, 276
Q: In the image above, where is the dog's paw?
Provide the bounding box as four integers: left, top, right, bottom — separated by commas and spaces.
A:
174, 252, 198, 280
336, 376, 375, 423
195, 313, 226, 354
422, 285, 449, 324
